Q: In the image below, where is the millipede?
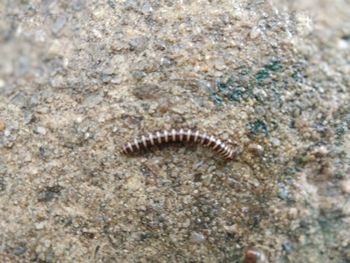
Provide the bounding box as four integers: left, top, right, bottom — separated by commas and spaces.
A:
121, 128, 237, 160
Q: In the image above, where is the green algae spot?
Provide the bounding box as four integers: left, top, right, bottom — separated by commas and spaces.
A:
228, 88, 244, 102
266, 60, 283, 71
255, 60, 283, 84
217, 77, 235, 92
216, 77, 247, 102
217, 81, 229, 92
255, 69, 270, 84
248, 119, 269, 136
210, 92, 224, 105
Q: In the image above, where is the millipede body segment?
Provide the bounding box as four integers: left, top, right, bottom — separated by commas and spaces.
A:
121, 129, 236, 160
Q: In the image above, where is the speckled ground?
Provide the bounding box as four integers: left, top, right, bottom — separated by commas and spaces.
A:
0, 0, 349, 262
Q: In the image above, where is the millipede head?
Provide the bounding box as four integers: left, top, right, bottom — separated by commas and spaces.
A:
224, 141, 238, 160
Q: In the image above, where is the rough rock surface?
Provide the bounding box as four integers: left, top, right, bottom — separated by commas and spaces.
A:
0, 0, 349, 262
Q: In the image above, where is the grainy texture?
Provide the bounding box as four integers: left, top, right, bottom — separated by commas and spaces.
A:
121, 129, 237, 159
0, 0, 349, 262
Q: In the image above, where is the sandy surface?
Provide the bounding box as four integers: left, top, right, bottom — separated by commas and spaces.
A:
0, 0, 349, 262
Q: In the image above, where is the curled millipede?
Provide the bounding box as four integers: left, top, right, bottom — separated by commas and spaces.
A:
121, 128, 237, 160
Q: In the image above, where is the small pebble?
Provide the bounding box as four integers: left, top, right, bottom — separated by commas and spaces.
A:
190, 232, 205, 243
14, 244, 27, 256
141, 2, 153, 14
160, 57, 173, 67
182, 218, 191, 228
24, 112, 35, 124
34, 127, 47, 135
250, 26, 261, 39
52, 16, 67, 34
11, 91, 28, 108
124, 0, 138, 10
132, 84, 160, 100
311, 145, 329, 157
340, 179, 350, 193
4, 129, 11, 137
243, 248, 268, 263
282, 241, 293, 254
277, 183, 289, 200
129, 36, 148, 52
288, 208, 298, 219
83, 93, 103, 107
270, 138, 280, 146
35, 221, 46, 230
132, 70, 146, 80
247, 143, 264, 156
0, 119, 5, 132
223, 224, 237, 234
